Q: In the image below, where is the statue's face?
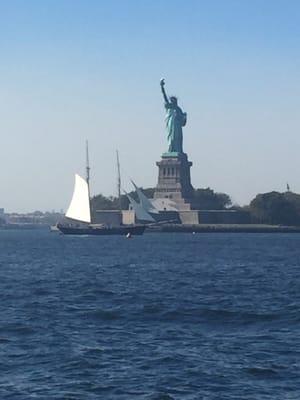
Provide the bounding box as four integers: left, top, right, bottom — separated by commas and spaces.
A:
170, 96, 177, 105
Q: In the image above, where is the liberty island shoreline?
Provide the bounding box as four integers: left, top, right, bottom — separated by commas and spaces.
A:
1, 212, 300, 234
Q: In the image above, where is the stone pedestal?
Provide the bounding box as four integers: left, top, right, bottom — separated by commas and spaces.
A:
154, 152, 194, 211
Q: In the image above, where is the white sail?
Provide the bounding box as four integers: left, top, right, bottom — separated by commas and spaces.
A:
65, 174, 91, 223
126, 192, 155, 222
131, 180, 159, 214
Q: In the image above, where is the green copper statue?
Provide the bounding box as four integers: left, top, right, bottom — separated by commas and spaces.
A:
160, 78, 187, 154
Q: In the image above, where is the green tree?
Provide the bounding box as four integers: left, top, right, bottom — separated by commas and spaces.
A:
249, 191, 299, 225
194, 188, 232, 210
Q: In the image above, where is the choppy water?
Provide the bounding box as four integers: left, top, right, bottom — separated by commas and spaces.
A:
0, 230, 299, 399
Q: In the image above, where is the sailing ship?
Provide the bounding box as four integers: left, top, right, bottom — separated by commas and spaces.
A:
126, 180, 180, 224
57, 144, 147, 236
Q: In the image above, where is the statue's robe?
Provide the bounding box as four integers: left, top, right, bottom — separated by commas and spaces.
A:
165, 103, 186, 153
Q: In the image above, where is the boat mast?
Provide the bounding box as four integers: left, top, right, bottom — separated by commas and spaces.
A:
86, 140, 90, 186
86, 140, 91, 196
116, 150, 122, 211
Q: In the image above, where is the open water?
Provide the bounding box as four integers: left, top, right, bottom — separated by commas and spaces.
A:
0, 230, 299, 399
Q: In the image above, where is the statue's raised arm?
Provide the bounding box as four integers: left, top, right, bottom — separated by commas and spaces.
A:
160, 78, 186, 154
160, 78, 169, 104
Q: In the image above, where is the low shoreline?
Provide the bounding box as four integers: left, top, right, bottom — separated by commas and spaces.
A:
146, 224, 300, 233
1, 223, 300, 234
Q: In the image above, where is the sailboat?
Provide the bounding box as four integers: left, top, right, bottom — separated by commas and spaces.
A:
57, 144, 146, 236
126, 180, 179, 224
125, 190, 156, 223
130, 180, 160, 215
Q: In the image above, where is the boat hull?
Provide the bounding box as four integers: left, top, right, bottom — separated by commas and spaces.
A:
57, 224, 146, 236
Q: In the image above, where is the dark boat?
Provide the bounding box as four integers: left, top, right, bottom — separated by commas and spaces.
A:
57, 223, 145, 236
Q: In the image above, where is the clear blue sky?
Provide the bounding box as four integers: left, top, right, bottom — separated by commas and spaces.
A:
1, 0, 299, 212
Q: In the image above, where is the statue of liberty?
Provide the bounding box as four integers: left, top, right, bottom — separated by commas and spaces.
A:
160, 78, 187, 154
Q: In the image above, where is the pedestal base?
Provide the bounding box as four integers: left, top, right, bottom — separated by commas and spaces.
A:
154, 152, 194, 211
